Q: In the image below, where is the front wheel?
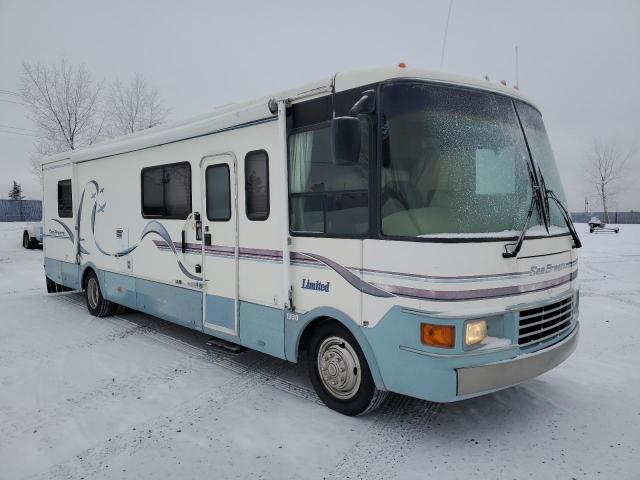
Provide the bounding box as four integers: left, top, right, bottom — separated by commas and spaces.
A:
307, 321, 388, 416
85, 271, 115, 317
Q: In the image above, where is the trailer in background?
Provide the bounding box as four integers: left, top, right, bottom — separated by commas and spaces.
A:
588, 217, 619, 233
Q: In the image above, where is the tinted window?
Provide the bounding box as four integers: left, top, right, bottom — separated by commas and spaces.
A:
245, 150, 269, 220
206, 164, 231, 221
57, 179, 73, 218
288, 119, 369, 235
141, 162, 192, 219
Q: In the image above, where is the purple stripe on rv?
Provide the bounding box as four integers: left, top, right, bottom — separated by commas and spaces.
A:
372, 271, 577, 302
151, 240, 577, 301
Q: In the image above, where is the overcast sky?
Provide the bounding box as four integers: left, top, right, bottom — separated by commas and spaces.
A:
1, 0, 638, 210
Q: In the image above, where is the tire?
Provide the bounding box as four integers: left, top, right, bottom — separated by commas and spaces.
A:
114, 304, 128, 315
85, 270, 115, 317
307, 321, 388, 416
23, 232, 35, 249
46, 276, 57, 293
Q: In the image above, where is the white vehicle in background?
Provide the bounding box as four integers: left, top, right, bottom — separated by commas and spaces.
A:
40, 66, 582, 415
22, 222, 43, 249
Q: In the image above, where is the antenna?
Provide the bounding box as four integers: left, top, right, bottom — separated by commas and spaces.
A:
440, 0, 454, 70
515, 45, 520, 88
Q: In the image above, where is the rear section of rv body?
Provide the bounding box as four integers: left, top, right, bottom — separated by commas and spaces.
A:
42, 67, 580, 415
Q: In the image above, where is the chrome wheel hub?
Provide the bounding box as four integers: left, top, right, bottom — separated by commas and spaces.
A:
317, 336, 361, 400
87, 277, 99, 309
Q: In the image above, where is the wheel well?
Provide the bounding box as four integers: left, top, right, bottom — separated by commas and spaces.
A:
81, 267, 96, 290
297, 317, 332, 356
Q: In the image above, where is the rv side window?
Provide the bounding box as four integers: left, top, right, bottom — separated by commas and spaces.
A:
288, 119, 369, 236
245, 150, 269, 220
57, 179, 73, 218
141, 162, 192, 219
206, 164, 231, 221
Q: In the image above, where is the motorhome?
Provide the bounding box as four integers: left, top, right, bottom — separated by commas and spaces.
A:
41, 67, 581, 415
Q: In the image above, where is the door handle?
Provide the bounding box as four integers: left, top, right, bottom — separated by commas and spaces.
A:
194, 212, 202, 241
181, 229, 186, 253
204, 233, 211, 246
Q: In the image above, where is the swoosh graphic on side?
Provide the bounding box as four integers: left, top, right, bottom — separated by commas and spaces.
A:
51, 219, 74, 243
140, 221, 202, 281
297, 252, 395, 298
91, 201, 112, 256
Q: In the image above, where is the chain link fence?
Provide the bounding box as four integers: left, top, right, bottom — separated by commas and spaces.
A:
571, 211, 640, 224
0, 200, 42, 222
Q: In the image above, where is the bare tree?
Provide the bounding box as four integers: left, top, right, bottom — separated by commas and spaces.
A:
586, 138, 634, 223
105, 73, 168, 136
20, 59, 105, 180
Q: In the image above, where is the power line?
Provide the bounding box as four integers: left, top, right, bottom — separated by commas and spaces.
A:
0, 98, 25, 106
0, 123, 37, 133
0, 128, 39, 138
0, 89, 20, 97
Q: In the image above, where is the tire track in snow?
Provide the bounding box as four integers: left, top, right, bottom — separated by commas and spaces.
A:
59, 293, 323, 405
326, 395, 440, 480
0, 295, 147, 369
29, 356, 293, 480
4, 298, 320, 445
58, 293, 323, 404
13, 296, 322, 478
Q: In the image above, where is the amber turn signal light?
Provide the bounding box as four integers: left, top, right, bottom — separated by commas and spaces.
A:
420, 323, 455, 348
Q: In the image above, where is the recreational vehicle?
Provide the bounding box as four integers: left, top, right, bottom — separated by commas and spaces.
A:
41, 67, 581, 415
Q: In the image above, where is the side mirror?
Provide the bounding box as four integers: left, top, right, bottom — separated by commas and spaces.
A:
331, 117, 361, 165
349, 89, 376, 116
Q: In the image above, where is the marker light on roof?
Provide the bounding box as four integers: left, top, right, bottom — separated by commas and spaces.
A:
398, 62, 407, 68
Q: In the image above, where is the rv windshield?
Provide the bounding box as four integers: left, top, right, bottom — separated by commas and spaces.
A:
380, 82, 548, 238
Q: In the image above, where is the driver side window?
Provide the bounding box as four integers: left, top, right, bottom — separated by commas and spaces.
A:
288, 118, 370, 236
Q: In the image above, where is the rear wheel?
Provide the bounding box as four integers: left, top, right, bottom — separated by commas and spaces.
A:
85, 271, 115, 317
23, 232, 35, 249
307, 321, 388, 416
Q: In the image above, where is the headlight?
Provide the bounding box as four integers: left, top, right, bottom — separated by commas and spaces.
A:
465, 319, 487, 346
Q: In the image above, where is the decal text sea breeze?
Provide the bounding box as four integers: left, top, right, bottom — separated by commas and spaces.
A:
301, 278, 330, 292
530, 261, 573, 276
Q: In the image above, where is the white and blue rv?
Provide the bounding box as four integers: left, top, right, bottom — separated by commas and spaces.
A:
41, 67, 581, 415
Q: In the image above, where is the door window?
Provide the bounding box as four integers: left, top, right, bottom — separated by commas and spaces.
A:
206, 164, 231, 221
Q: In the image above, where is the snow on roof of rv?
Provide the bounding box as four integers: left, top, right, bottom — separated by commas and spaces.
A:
42, 67, 534, 166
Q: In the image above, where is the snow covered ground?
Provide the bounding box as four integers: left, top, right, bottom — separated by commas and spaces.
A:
0, 222, 638, 479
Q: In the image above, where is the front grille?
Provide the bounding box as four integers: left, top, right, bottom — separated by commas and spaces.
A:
519, 296, 574, 348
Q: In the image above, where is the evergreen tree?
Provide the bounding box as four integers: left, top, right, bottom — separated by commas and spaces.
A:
8, 180, 24, 200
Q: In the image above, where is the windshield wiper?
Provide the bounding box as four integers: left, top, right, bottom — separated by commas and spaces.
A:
545, 189, 582, 249
536, 165, 582, 249
502, 192, 537, 258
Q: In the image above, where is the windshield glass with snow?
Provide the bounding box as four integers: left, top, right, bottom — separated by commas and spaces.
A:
380, 82, 548, 238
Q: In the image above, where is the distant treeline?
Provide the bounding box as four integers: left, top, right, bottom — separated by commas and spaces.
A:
0, 199, 42, 222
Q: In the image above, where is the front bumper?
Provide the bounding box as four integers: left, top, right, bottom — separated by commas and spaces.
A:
456, 322, 579, 396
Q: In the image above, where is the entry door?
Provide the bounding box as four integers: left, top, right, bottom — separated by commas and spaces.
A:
201, 154, 239, 336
